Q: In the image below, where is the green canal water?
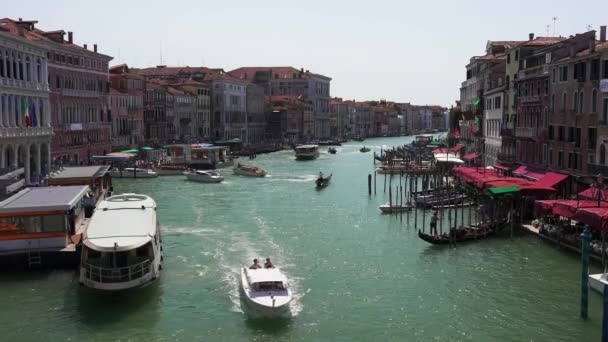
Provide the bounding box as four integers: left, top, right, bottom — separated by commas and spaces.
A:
0, 136, 605, 341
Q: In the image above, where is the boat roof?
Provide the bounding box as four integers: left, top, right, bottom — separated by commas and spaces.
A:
49, 166, 110, 180
296, 145, 318, 149
246, 268, 288, 284
84, 194, 157, 252
0, 185, 89, 214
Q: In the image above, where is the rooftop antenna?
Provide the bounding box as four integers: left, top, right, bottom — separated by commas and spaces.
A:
546, 25, 550, 36
586, 24, 593, 31
552, 16, 558, 36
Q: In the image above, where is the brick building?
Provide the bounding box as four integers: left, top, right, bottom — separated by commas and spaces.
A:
109, 64, 144, 149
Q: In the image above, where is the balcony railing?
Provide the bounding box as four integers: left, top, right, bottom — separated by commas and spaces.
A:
61, 89, 102, 98
61, 122, 111, 131
83, 259, 151, 284
0, 126, 52, 138
589, 164, 608, 176
0, 78, 49, 92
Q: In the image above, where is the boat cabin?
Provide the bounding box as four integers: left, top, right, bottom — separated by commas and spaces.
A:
166, 144, 231, 168
0, 185, 89, 260
48, 166, 111, 202
414, 135, 433, 147
80, 194, 161, 290
246, 268, 288, 292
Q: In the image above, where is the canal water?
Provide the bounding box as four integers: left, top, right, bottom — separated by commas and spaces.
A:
0, 136, 604, 341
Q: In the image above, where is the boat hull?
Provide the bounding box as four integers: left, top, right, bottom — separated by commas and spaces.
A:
295, 153, 319, 160
186, 174, 224, 183
239, 268, 292, 319
80, 270, 160, 291
589, 274, 607, 294
379, 204, 412, 213
233, 168, 267, 177
108, 170, 158, 178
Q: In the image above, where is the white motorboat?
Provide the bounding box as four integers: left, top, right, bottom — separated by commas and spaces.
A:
79, 194, 162, 291
240, 266, 292, 318
589, 273, 608, 294
185, 170, 224, 183
108, 168, 158, 178
295, 145, 320, 160
233, 164, 268, 177
379, 202, 413, 213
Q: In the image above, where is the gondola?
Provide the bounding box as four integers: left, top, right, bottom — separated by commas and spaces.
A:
417, 223, 504, 245
315, 174, 332, 188
328, 147, 337, 154
360, 146, 370, 153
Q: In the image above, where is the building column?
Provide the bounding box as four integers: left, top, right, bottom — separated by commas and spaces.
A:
0, 145, 4, 168
44, 98, 50, 127
9, 95, 15, 127
1, 49, 6, 78
35, 143, 41, 175
0, 93, 4, 128
11, 144, 17, 169
23, 144, 30, 184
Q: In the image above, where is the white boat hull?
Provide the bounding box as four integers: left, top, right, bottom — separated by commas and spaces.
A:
233, 168, 267, 177
240, 268, 292, 319
295, 152, 319, 160
379, 203, 412, 213
589, 273, 608, 294
186, 173, 224, 183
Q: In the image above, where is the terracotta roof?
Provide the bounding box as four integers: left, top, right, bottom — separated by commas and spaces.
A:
230, 66, 312, 80
0, 18, 112, 58
520, 36, 567, 47
478, 53, 506, 60
576, 41, 608, 57
491, 41, 525, 49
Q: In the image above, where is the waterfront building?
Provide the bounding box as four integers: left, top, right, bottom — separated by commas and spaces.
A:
266, 95, 313, 143
109, 64, 144, 149
143, 80, 169, 144
594, 27, 608, 175
172, 79, 211, 142
0, 19, 52, 187
246, 84, 265, 145
1, 19, 114, 165
229, 67, 332, 139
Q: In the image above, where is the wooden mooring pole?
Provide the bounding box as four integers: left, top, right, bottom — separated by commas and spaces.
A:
368, 174, 372, 195
581, 227, 591, 319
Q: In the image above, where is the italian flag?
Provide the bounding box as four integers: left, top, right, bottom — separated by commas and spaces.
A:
22, 98, 30, 127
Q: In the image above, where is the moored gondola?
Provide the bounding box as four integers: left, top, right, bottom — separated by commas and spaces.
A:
417, 222, 505, 245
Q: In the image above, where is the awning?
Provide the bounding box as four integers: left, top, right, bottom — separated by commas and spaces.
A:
535, 199, 562, 215
553, 200, 608, 219
487, 185, 520, 196
537, 172, 568, 187
578, 187, 608, 201
105, 152, 136, 158
575, 207, 608, 231
513, 165, 545, 180
119, 149, 139, 154
141, 146, 154, 151
463, 153, 479, 161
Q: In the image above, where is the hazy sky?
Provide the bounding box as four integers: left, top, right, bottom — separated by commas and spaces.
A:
6, 1, 607, 106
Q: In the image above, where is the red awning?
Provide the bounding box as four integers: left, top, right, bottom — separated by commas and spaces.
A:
575, 207, 608, 231
535, 200, 561, 215
552, 200, 608, 219
452, 145, 464, 152
537, 172, 568, 187
578, 187, 608, 201
513, 165, 545, 180
433, 145, 464, 154
463, 153, 479, 161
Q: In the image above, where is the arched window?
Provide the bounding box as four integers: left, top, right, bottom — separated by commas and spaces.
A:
592, 89, 598, 113
25, 56, 31, 82
601, 144, 606, 165
36, 58, 41, 82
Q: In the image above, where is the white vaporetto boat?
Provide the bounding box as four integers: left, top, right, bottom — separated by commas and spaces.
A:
240, 266, 292, 318
79, 194, 162, 291
185, 170, 224, 183
589, 273, 608, 294
294, 145, 320, 160
233, 164, 268, 177
108, 168, 158, 178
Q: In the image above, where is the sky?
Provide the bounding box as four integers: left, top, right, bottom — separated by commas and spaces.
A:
6, 0, 607, 106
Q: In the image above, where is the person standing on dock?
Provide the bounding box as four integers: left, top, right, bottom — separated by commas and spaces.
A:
430, 210, 438, 235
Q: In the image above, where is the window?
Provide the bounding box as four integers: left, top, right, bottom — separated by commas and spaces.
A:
558, 126, 565, 141
568, 152, 574, 169
573, 92, 578, 111
560, 66, 568, 82
568, 126, 575, 142
494, 97, 501, 109
579, 92, 584, 113
575, 127, 581, 147
592, 89, 598, 113
604, 98, 608, 124
506, 75, 510, 90
562, 92, 567, 112
589, 128, 597, 150
551, 94, 555, 111
548, 125, 554, 140
549, 148, 553, 165
552, 68, 556, 83
604, 60, 608, 78
591, 59, 600, 80
558, 151, 563, 168
515, 50, 519, 61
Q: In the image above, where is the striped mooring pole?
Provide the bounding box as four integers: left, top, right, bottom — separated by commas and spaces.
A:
581, 227, 591, 319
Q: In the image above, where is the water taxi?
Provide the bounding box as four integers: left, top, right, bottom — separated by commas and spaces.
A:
240, 266, 292, 318
233, 164, 268, 177
79, 194, 162, 291
185, 170, 224, 183
294, 145, 320, 160
108, 168, 158, 178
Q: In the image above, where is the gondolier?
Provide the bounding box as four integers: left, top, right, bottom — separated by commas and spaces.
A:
430, 210, 438, 235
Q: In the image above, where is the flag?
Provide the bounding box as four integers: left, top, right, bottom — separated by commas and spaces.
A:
473, 98, 480, 108
453, 127, 460, 138
22, 98, 30, 127
30, 99, 37, 127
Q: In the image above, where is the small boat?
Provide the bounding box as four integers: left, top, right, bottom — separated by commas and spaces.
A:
417, 224, 501, 245
379, 202, 413, 213
240, 266, 292, 318
353, 136, 365, 142
233, 164, 268, 177
316, 173, 332, 188
295, 145, 320, 160
108, 168, 158, 178
155, 164, 189, 176
360, 146, 371, 153
328, 147, 337, 154
79, 194, 162, 291
431, 202, 474, 210
589, 273, 608, 294
185, 170, 224, 183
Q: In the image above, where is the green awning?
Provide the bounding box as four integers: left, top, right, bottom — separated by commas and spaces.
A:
487, 185, 520, 196
141, 146, 154, 151
473, 99, 480, 107
120, 149, 139, 154
428, 141, 443, 146
160, 144, 169, 148
216, 138, 242, 144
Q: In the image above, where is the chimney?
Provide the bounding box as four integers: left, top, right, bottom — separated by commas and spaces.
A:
601, 26, 607, 42
68, 31, 73, 44
93, 44, 97, 53
83, 44, 87, 50
528, 33, 534, 41
18, 18, 22, 22
590, 39, 596, 53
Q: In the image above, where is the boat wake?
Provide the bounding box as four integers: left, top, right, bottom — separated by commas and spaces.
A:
267, 174, 316, 182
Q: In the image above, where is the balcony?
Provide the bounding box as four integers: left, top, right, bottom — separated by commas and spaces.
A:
518, 95, 540, 104
0, 126, 53, 138
61, 122, 111, 131
0, 78, 49, 92
515, 127, 535, 138
589, 164, 608, 176
61, 89, 102, 98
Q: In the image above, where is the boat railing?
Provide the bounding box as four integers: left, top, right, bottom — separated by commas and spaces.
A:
83, 259, 152, 283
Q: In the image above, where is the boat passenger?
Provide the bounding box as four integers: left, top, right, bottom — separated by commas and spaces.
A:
249, 258, 262, 269
319, 171, 324, 179
264, 258, 274, 269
